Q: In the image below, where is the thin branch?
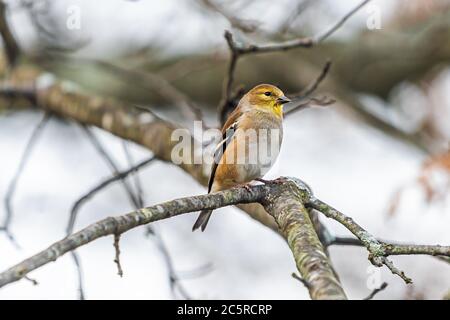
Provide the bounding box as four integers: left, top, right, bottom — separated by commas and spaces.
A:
0, 179, 349, 299
80, 126, 141, 208
314, 0, 371, 43
68, 127, 154, 299
67, 155, 155, 234
1, 113, 50, 245
307, 198, 450, 284
0, 181, 271, 289
293, 60, 332, 99
84, 59, 205, 127
71, 251, 85, 300
121, 142, 192, 299
217, 0, 369, 123
278, 0, 315, 35
0, 1, 21, 66
291, 272, 311, 289
145, 227, 192, 300
122, 142, 144, 207
217, 31, 240, 124
363, 282, 388, 300
284, 96, 335, 116
113, 234, 123, 277
199, 0, 258, 33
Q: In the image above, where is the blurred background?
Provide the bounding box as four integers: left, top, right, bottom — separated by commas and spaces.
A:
0, 0, 449, 299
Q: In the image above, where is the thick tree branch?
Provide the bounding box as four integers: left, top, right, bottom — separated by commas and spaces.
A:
1, 177, 449, 299
0, 179, 347, 299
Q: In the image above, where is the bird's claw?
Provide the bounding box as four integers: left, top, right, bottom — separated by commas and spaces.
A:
255, 177, 286, 185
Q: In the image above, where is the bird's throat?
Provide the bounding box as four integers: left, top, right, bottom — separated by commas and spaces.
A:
274, 104, 283, 118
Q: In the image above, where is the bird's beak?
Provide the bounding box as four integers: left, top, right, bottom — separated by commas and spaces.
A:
277, 95, 291, 105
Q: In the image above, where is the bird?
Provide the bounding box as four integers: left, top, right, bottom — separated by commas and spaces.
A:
192, 84, 290, 231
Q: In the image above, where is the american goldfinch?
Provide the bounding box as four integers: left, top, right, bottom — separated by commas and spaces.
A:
193, 84, 290, 231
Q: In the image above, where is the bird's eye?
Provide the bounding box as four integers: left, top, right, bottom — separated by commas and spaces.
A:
264, 91, 271, 96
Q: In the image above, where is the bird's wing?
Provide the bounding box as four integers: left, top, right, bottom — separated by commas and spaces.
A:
207, 108, 242, 192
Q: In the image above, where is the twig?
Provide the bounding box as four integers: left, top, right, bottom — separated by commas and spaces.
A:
217, 0, 369, 123
328, 235, 450, 266
121, 142, 192, 299
145, 227, 192, 300
363, 282, 388, 300
66, 155, 155, 234
314, 0, 371, 43
113, 234, 123, 277
293, 60, 332, 99
87, 59, 205, 127
291, 272, 311, 289
23, 275, 38, 286
278, 0, 314, 35
68, 127, 154, 298
70, 251, 85, 300
217, 31, 240, 124
80, 126, 141, 208
122, 142, 144, 207
284, 96, 335, 116
307, 198, 450, 284
1, 113, 50, 246
0, 1, 21, 66
0, 180, 272, 289
199, 0, 258, 33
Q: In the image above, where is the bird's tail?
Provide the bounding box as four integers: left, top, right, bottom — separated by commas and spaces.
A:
192, 209, 213, 232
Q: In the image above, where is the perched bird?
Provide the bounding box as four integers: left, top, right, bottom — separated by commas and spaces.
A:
193, 84, 290, 231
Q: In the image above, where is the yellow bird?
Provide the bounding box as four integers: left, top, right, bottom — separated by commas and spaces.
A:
193, 84, 290, 231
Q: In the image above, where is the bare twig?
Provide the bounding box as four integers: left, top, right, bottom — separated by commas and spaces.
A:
121, 142, 192, 299
218, 31, 240, 124
67, 155, 155, 234
314, 0, 371, 43
23, 275, 38, 286
278, 0, 315, 34
199, 0, 258, 33
145, 227, 192, 300
91, 60, 205, 126
80, 126, 141, 208
1, 113, 50, 246
217, 0, 369, 123
0, 1, 21, 66
307, 198, 450, 284
71, 251, 85, 300
291, 272, 311, 289
284, 96, 335, 116
363, 282, 388, 300
293, 60, 332, 99
68, 127, 154, 298
113, 234, 123, 277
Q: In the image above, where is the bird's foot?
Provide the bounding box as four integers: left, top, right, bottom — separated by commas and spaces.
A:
255, 177, 286, 185
234, 183, 253, 192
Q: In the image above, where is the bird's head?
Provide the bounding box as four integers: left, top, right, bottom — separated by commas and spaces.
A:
245, 84, 291, 118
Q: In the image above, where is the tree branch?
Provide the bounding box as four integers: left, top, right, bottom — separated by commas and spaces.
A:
0, 179, 347, 299
307, 198, 450, 284
0, 1, 20, 67
217, 0, 370, 123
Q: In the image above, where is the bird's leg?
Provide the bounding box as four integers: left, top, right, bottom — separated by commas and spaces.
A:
233, 183, 253, 192
255, 177, 286, 185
